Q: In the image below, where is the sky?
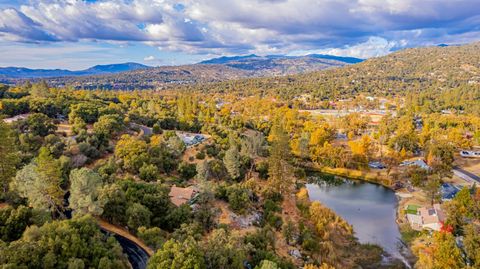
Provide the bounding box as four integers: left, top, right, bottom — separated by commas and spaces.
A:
0, 0, 479, 70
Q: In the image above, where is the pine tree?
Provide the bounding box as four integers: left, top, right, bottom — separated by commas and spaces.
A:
224, 141, 241, 180
69, 168, 104, 216
37, 148, 64, 214
0, 121, 19, 192
268, 117, 293, 194
196, 161, 210, 181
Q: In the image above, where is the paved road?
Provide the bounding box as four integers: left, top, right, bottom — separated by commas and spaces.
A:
131, 123, 153, 136
102, 229, 150, 269
453, 166, 480, 183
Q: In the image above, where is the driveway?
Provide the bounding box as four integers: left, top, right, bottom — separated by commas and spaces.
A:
131, 123, 153, 136
453, 166, 480, 183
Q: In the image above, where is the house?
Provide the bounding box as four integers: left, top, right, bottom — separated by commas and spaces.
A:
177, 132, 205, 146
406, 204, 445, 231
400, 159, 431, 171
168, 185, 198, 207
441, 183, 461, 201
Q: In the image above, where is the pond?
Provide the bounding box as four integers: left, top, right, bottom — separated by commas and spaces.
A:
306, 173, 410, 266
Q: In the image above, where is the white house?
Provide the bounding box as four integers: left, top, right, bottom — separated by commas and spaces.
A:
406, 204, 445, 231
400, 159, 431, 171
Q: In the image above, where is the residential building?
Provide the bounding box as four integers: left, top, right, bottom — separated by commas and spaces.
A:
168, 185, 198, 207
406, 204, 445, 231
177, 132, 205, 146
441, 183, 461, 201
400, 159, 431, 171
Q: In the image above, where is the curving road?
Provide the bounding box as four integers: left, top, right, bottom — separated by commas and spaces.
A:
101, 229, 150, 269
131, 123, 153, 136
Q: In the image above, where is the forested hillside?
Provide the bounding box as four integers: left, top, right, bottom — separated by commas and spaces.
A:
181, 43, 480, 114
2, 55, 360, 90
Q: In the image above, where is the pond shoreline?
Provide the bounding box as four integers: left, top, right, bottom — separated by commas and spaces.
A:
304, 168, 414, 268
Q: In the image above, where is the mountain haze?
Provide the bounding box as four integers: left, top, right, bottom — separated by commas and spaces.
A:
0, 63, 150, 79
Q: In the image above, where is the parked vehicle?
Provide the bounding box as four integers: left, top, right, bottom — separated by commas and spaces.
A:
369, 161, 386, 169
460, 150, 480, 158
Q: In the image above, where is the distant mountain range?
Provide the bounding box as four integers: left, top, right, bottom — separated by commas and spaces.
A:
200, 54, 363, 65
199, 54, 363, 75
0, 62, 150, 79
0, 54, 363, 89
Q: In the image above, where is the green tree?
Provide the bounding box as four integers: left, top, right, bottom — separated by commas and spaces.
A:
30, 80, 50, 98
255, 260, 279, 269
126, 202, 152, 230
24, 113, 57, 136
464, 224, 480, 267
147, 237, 205, 269
98, 184, 127, 224
139, 163, 159, 181
406, 166, 428, 187
196, 161, 209, 181
445, 187, 475, 231
166, 135, 186, 157
12, 147, 64, 216
0, 205, 49, 242
282, 219, 297, 245
0, 121, 19, 192
138, 226, 166, 250
178, 162, 197, 180
423, 176, 442, 206
413, 232, 464, 269
426, 140, 455, 175
0, 215, 128, 269
93, 114, 123, 138
115, 135, 149, 173
224, 144, 241, 180
69, 168, 104, 216
202, 229, 246, 269
268, 118, 293, 194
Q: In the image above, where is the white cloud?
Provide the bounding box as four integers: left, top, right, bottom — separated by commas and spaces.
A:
143, 55, 155, 61
290, 37, 398, 59
0, 0, 479, 58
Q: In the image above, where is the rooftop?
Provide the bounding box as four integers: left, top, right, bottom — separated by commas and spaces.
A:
169, 185, 198, 207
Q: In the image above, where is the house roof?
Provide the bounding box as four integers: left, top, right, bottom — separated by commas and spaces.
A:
441, 183, 460, 200
400, 159, 431, 170
419, 204, 445, 225
406, 204, 445, 231
169, 185, 198, 207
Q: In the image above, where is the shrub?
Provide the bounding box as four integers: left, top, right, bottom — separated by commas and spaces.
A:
178, 162, 197, 180
139, 164, 159, 181
195, 151, 206, 160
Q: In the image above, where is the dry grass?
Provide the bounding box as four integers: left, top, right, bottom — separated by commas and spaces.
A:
454, 155, 480, 174
320, 166, 392, 186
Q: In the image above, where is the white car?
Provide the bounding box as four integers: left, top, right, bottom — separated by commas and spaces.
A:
460, 150, 480, 158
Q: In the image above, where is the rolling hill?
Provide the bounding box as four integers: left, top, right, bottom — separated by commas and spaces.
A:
186, 42, 480, 114
199, 54, 363, 76
0, 54, 362, 90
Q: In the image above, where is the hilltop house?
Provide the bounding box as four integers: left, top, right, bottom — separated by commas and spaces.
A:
169, 185, 198, 207
400, 159, 431, 171
177, 132, 205, 147
406, 204, 445, 231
